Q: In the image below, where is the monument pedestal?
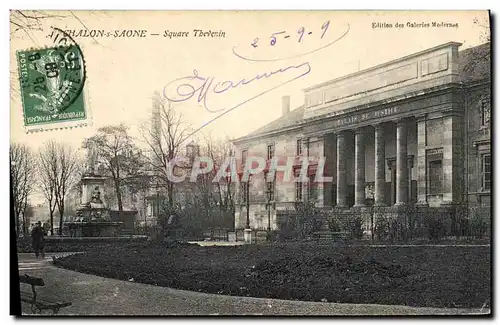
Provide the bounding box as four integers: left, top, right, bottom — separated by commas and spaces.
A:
72, 171, 123, 237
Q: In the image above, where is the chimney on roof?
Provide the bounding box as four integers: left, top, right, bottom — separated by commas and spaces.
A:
282, 95, 290, 116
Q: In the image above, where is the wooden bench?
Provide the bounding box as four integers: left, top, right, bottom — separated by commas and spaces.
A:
19, 274, 72, 314
313, 231, 349, 241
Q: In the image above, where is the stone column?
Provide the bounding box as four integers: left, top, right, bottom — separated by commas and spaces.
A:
330, 134, 337, 207
395, 119, 408, 205
374, 124, 386, 206
416, 115, 428, 205
407, 156, 414, 203
336, 131, 347, 207
354, 128, 366, 206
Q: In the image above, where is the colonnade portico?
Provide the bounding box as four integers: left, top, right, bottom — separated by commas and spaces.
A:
232, 41, 488, 231
335, 118, 414, 208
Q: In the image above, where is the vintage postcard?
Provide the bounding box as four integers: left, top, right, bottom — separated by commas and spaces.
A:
10, 10, 491, 316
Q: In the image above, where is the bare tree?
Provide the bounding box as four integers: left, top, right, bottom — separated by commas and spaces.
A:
10, 10, 67, 45
38, 141, 79, 235
10, 143, 37, 237
38, 141, 58, 235
179, 135, 236, 230
54, 143, 79, 235
10, 10, 109, 45
140, 93, 193, 206
203, 135, 236, 214
463, 16, 491, 76
84, 124, 146, 211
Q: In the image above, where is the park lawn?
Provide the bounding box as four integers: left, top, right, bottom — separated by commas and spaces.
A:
54, 242, 490, 309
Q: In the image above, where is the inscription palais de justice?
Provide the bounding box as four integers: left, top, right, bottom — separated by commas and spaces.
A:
334, 106, 399, 127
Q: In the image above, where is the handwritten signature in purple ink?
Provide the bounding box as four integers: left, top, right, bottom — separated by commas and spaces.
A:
163, 61, 311, 137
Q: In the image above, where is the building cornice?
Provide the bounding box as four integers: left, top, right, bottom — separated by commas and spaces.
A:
461, 78, 491, 90
233, 61, 489, 146
232, 124, 303, 145
303, 42, 462, 92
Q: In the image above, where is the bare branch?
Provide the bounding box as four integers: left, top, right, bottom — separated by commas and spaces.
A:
10, 143, 37, 236
139, 94, 194, 206
37, 141, 80, 235
84, 124, 147, 211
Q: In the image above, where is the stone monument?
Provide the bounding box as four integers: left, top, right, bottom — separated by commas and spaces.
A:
65, 143, 123, 237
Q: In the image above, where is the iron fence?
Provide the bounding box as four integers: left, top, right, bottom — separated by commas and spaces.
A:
235, 228, 270, 243
275, 203, 491, 242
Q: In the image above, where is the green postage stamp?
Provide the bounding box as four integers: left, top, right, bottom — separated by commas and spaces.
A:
16, 43, 88, 132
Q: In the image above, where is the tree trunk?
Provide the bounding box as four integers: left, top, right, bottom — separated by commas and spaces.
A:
167, 182, 174, 207
50, 212, 54, 236
22, 197, 28, 236
15, 211, 20, 238
115, 180, 123, 211
58, 203, 64, 236
22, 212, 27, 236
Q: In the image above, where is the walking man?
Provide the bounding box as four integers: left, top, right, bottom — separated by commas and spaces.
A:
31, 221, 47, 258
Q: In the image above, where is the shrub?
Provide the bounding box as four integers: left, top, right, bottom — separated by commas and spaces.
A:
388, 217, 409, 242
469, 213, 489, 238
374, 215, 390, 241
373, 207, 412, 242
296, 202, 324, 236
453, 204, 490, 239
327, 209, 365, 240
327, 217, 342, 232
302, 213, 324, 236
266, 230, 278, 242
346, 214, 365, 240
424, 214, 447, 241
276, 219, 299, 242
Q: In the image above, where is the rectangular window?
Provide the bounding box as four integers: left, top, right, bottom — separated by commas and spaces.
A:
267, 144, 275, 160
295, 182, 303, 201
241, 150, 248, 166
482, 154, 491, 191
296, 139, 302, 156
428, 160, 443, 195
481, 98, 490, 126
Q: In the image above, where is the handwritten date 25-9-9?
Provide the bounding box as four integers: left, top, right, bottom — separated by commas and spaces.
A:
251, 20, 330, 48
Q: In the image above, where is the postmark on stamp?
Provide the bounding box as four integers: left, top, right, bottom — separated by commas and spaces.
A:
16, 27, 89, 133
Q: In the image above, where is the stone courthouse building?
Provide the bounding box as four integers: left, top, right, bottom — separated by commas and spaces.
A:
232, 41, 491, 230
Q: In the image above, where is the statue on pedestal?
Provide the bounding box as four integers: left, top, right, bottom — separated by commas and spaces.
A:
85, 141, 99, 176
91, 186, 103, 204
